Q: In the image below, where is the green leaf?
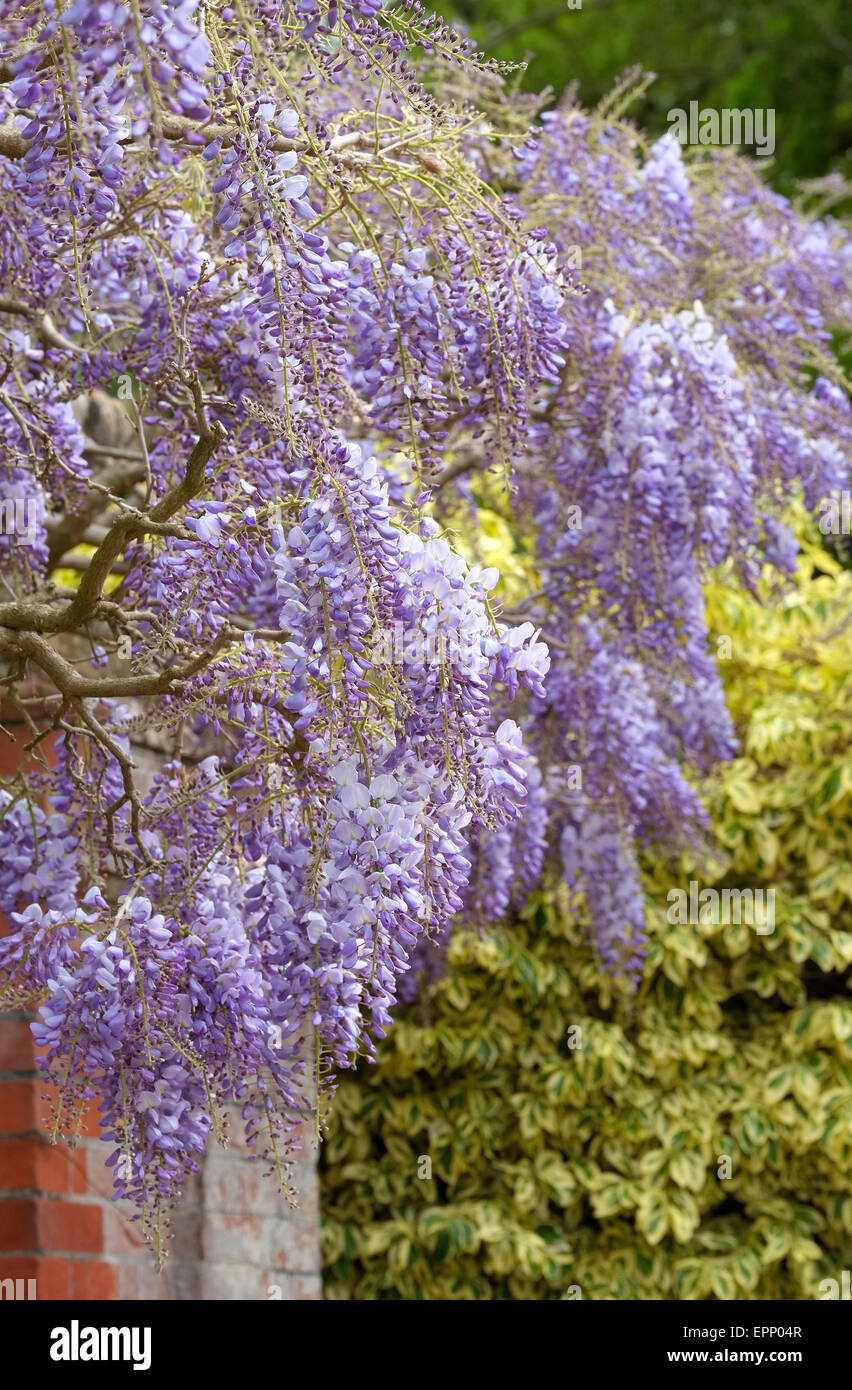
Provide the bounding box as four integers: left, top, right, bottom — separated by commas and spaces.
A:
710, 1266, 736, 1300
669, 1151, 705, 1193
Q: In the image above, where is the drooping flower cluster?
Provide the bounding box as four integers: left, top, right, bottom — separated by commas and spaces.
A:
0, 0, 555, 1248
0, 4, 850, 1246
459, 104, 852, 975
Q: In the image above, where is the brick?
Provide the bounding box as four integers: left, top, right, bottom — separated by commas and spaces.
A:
116, 1262, 140, 1301
0, 1079, 39, 1135
0, 1255, 39, 1285
0, 1198, 37, 1249
0, 710, 59, 784
0, 1267, 39, 1302
0, 1197, 105, 1256
204, 1158, 271, 1216
37, 1199, 103, 1254
72, 1260, 119, 1301
198, 1207, 320, 1278
205, 1152, 316, 1217
0, 1138, 39, 1193
102, 1203, 147, 1258
267, 1213, 320, 1273
31, 1256, 73, 1300
0, 1137, 84, 1196
200, 1210, 263, 1262
202, 1212, 255, 1265
199, 1261, 273, 1300
0, 1255, 71, 1300
0, 1018, 35, 1073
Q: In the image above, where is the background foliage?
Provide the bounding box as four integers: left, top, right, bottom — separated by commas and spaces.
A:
445, 0, 852, 191
321, 514, 852, 1299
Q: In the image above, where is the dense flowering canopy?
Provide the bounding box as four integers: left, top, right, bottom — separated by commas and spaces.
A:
0, 2, 850, 1250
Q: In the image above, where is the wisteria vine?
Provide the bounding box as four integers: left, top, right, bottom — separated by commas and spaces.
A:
0, 3, 850, 1252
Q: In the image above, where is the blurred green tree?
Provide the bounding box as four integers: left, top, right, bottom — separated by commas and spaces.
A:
444, 0, 852, 189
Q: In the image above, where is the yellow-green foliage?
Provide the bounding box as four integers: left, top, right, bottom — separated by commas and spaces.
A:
320, 521, 852, 1299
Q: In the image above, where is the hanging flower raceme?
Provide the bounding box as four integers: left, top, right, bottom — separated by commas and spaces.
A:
1, 1, 851, 1250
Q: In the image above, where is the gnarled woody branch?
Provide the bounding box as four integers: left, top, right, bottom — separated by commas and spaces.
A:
0, 627, 233, 700
0, 113, 370, 164
46, 453, 149, 566
0, 295, 82, 354
0, 378, 236, 851
0, 412, 227, 635
0, 121, 28, 158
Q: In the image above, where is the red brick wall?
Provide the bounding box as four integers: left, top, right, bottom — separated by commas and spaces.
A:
0, 1011, 321, 1300
0, 1009, 118, 1299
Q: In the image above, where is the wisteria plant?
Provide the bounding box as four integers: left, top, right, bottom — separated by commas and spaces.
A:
0, 1, 850, 1258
